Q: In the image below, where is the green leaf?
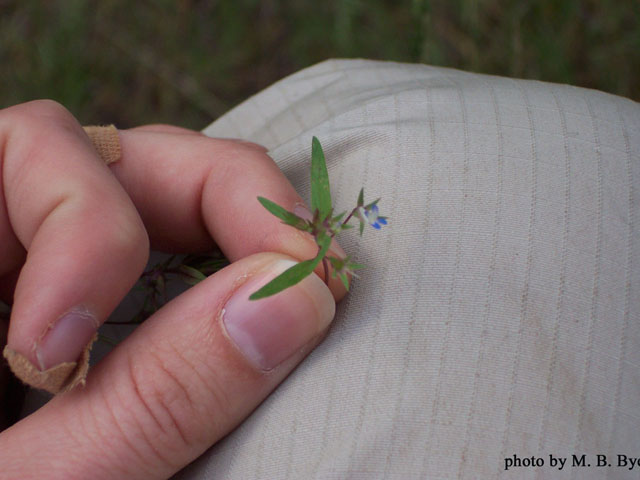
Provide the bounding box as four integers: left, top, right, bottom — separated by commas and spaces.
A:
155, 274, 165, 294
328, 256, 344, 269
97, 333, 119, 347
177, 265, 207, 286
332, 211, 347, 223
311, 137, 332, 220
359, 220, 365, 236
339, 272, 350, 291
250, 235, 331, 300
258, 196, 306, 228
357, 187, 364, 207
365, 198, 381, 210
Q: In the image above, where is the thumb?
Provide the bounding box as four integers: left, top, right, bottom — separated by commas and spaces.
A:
0, 253, 336, 479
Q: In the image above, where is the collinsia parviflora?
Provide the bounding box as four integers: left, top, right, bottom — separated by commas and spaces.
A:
250, 137, 387, 299
106, 136, 387, 331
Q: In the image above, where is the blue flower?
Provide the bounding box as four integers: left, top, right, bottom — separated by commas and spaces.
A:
357, 203, 388, 230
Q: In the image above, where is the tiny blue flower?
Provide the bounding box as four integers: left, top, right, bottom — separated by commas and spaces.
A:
357, 204, 388, 230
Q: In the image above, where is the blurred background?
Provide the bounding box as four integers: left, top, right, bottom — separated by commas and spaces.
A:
1, 0, 638, 130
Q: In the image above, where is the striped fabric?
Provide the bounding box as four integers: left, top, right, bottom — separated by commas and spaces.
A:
174, 59, 640, 479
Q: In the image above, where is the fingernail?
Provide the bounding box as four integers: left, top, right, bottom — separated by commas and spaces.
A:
222, 259, 335, 371
35, 306, 98, 371
293, 203, 313, 221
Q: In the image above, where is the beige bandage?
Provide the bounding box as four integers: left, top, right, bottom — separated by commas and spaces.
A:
83, 124, 121, 165
2, 334, 97, 395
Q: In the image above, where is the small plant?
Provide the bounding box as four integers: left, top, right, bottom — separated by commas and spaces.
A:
107, 136, 386, 328
105, 252, 228, 326
250, 136, 387, 299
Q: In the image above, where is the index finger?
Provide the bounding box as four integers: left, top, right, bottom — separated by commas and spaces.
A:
112, 127, 347, 299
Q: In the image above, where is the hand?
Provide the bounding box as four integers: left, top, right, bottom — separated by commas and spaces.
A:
0, 100, 345, 479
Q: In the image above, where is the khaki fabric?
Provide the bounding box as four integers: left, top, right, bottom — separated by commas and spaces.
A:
173, 60, 640, 479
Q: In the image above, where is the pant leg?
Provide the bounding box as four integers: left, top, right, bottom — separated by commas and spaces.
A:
177, 59, 640, 479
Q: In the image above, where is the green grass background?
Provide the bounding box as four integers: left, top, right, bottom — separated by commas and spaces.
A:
1, 0, 638, 129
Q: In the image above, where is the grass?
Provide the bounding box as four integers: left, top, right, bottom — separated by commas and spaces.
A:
1, 0, 638, 129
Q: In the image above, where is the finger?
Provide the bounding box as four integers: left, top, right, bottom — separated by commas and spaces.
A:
0, 317, 11, 429
129, 124, 205, 136
130, 124, 268, 149
0, 101, 149, 393
0, 252, 335, 479
111, 128, 347, 298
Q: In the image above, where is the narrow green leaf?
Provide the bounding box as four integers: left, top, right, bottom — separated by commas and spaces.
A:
359, 221, 365, 236
365, 197, 381, 209
311, 137, 332, 219
348, 262, 366, 270
178, 265, 207, 285
339, 272, 350, 291
178, 276, 202, 287
332, 211, 347, 223
250, 235, 331, 300
258, 196, 306, 227
357, 187, 364, 206
248, 260, 316, 300
156, 274, 165, 294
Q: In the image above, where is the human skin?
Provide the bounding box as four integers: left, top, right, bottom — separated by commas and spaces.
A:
0, 100, 345, 479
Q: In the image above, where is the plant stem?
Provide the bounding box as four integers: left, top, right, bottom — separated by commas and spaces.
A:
341, 207, 358, 228
322, 257, 329, 286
